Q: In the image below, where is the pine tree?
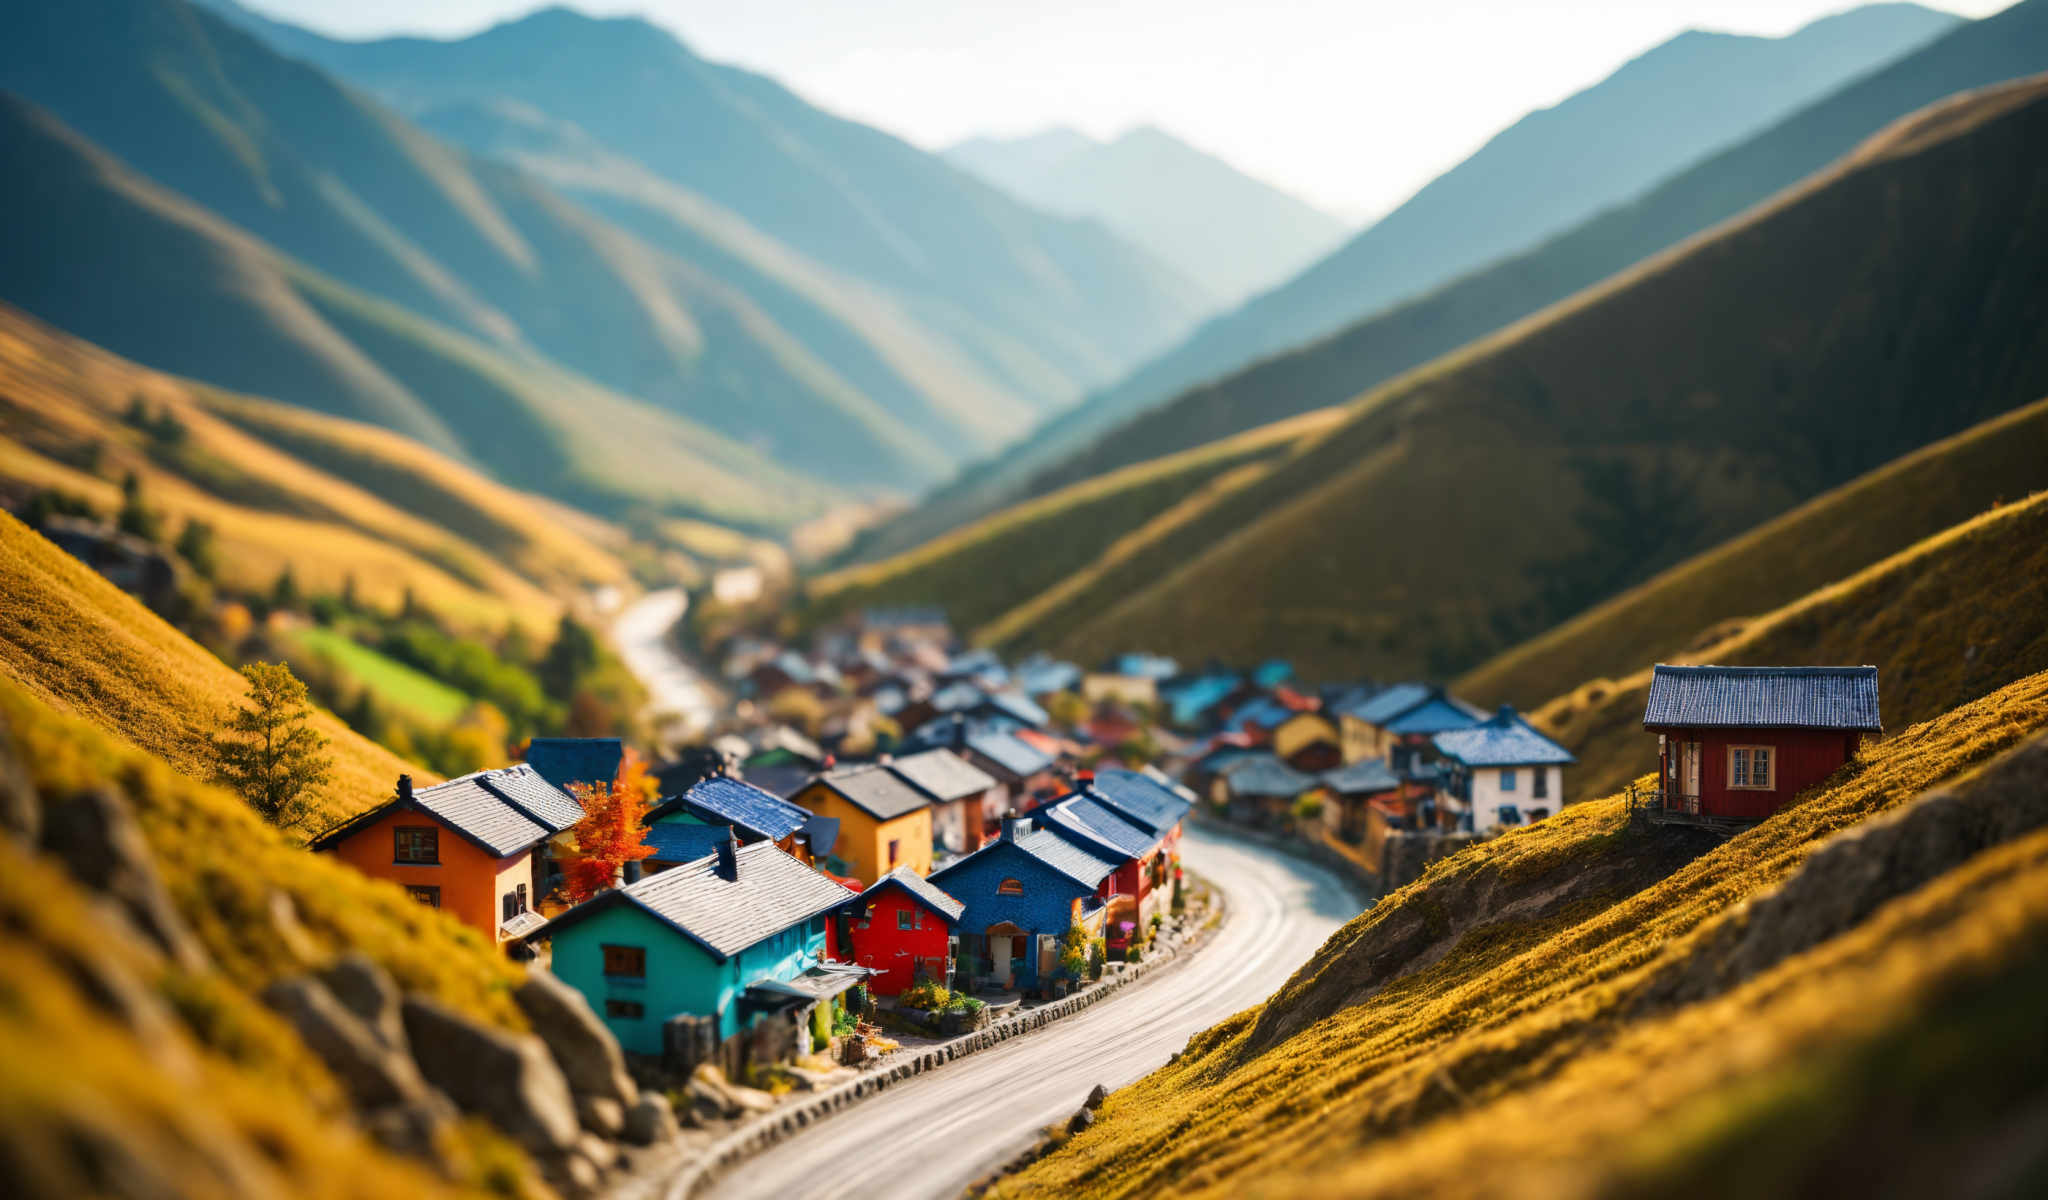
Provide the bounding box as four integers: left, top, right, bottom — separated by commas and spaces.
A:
538, 614, 600, 696
175, 518, 218, 580
558, 751, 655, 902
271, 566, 301, 612
116, 471, 160, 542
213, 662, 333, 830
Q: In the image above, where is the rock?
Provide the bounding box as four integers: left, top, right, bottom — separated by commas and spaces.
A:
576, 1095, 625, 1139
0, 717, 40, 842
692, 1064, 776, 1115
514, 968, 638, 1109
623, 1093, 680, 1146
544, 1149, 604, 1200
401, 996, 579, 1155
573, 1132, 615, 1176
316, 954, 407, 1052
262, 977, 437, 1112
39, 785, 208, 972
266, 890, 319, 966
1067, 1107, 1094, 1134
364, 1100, 457, 1170
1085, 1083, 1109, 1109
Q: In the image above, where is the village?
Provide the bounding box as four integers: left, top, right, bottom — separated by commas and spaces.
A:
292, 598, 1882, 1186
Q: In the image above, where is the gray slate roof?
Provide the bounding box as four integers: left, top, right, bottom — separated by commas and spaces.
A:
1037, 794, 1161, 861
888, 749, 996, 803
1642, 665, 1882, 732
1090, 767, 1193, 834
540, 840, 852, 960
481, 764, 587, 832
860, 866, 966, 923
1225, 754, 1319, 798
1321, 759, 1401, 794
1432, 707, 1576, 767
1010, 826, 1119, 888
812, 763, 932, 821
412, 773, 552, 856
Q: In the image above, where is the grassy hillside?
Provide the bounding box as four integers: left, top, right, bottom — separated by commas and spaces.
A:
203, 1, 1208, 419
1534, 487, 2048, 803
1029, 73, 2048, 679
802, 408, 1347, 637
0, 510, 423, 829
856, 2, 1988, 560
1460, 397, 2048, 707
0, 301, 624, 635
0, 89, 821, 527
1008, 666, 2048, 1197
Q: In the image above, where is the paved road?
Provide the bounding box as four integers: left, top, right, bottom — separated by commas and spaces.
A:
697, 827, 1363, 1200
612, 588, 718, 743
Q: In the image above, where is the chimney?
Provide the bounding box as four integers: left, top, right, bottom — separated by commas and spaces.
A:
1496, 704, 1517, 723
822, 753, 837, 770
1075, 768, 1095, 791
395, 774, 413, 803
1000, 811, 1026, 842
715, 826, 739, 881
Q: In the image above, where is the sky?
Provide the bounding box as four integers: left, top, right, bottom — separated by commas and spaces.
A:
234, 0, 2003, 222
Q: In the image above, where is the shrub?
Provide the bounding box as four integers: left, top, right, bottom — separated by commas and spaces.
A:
944, 994, 985, 1016
1060, 948, 1087, 979
1150, 913, 1164, 930
1125, 945, 1142, 964
1292, 792, 1326, 823
1088, 939, 1106, 979
901, 979, 951, 1011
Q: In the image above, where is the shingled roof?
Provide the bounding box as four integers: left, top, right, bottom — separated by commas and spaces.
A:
522, 738, 621, 794
1090, 767, 1194, 834
1643, 665, 1882, 732
810, 763, 932, 821
481, 763, 587, 832
855, 867, 965, 923
888, 749, 997, 803
1321, 759, 1401, 794
310, 768, 571, 859
1036, 794, 1161, 861
1433, 706, 1577, 767
535, 840, 849, 961
647, 775, 813, 842
1224, 754, 1319, 799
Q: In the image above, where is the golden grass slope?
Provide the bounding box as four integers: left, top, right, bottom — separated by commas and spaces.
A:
0, 510, 422, 828
0, 301, 628, 633
1535, 486, 2048, 803
1460, 396, 2048, 707
1008, 668, 2048, 1198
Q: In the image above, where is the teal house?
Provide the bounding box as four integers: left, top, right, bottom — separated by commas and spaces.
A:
533, 834, 862, 1060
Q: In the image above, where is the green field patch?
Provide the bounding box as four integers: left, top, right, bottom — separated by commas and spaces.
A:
287, 625, 472, 725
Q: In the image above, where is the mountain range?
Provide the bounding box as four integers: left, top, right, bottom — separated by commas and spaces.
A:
855, 1, 1964, 559
945, 124, 1350, 304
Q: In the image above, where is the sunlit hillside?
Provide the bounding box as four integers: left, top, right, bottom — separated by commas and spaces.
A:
1007, 668, 2048, 1197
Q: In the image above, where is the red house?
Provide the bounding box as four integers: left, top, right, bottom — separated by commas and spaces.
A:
832, 868, 964, 995
1641, 665, 1881, 825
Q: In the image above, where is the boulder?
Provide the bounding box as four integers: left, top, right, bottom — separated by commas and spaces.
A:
1067, 1107, 1095, 1135
39, 785, 208, 972
401, 997, 579, 1155
263, 977, 439, 1113
622, 1094, 680, 1146
316, 955, 407, 1052
1085, 1083, 1109, 1109
514, 968, 638, 1109
576, 1095, 624, 1140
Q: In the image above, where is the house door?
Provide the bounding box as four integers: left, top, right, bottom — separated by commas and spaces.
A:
1680, 741, 1702, 813
988, 935, 1013, 987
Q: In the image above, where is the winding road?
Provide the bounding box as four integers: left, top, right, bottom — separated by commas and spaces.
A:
611, 588, 719, 743
695, 827, 1363, 1200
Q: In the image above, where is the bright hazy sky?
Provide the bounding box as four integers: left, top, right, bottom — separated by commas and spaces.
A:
237, 0, 2003, 221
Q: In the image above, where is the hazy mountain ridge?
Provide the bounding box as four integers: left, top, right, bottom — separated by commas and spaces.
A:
944, 123, 1349, 303
855, 2, 1963, 560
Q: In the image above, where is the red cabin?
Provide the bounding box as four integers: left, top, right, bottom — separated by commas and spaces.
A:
832, 868, 963, 995
1641, 665, 1881, 825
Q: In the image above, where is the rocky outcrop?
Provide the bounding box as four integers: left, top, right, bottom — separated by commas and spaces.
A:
400, 996, 582, 1158
38, 785, 209, 973
623, 1093, 680, 1146
515, 967, 639, 1117
316, 954, 409, 1053
261, 975, 453, 1164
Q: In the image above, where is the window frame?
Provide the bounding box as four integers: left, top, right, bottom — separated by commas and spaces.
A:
896, 908, 915, 931
1499, 768, 1517, 792
1728, 744, 1777, 791
404, 884, 441, 908
393, 825, 440, 865
601, 943, 647, 979
997, 877, 1024, 896
604, 999, 645, 1020
887, 838, 902, 867
1531, 767, 1549, 799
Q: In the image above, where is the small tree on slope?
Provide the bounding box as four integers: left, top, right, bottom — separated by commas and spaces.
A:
214, 661, 332, 831
559, 750, 656, 902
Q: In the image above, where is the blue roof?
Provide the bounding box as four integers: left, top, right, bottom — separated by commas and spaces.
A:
981, 689, 1050, 729
1191, 745, 1259, 775
1014, 656, 1082, 696
1009, 826, 1118, 887
523, 738, 622, 794
1385, 696, 1485, 736
930, 681, 986, 713
1163, 675, 1240, 726
1345, 682, 1434, 725
966, 728, 1054, 778
1230, 697, 1295, 732
1320, 759, 1401, 794
1251, 659, 1294, 687
1110, 653, 1180, 680
645, 822, 736, 864
648, 775, 814, 842
1090, 767, 1193, 835
1433, 706, 1577, 767
537, 841, 849, 961
1036, 794, 1161, 861
1643, 665, 1882, 731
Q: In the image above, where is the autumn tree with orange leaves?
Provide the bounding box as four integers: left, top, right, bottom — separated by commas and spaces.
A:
558, 749, 657, 903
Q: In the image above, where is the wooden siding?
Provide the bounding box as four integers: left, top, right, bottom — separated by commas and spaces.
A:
1654, 726, 1861, 820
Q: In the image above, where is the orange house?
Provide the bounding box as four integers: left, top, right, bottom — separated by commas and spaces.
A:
311, 768, 584, 945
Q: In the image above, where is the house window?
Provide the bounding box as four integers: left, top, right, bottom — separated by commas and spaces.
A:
1531, 768, 1549, 799
887, 838, 901, 867
404, 884, 441, 908
897, 909, 915, 930
501, 883, 529, 922
605, 999, 645, 1019
1730, 746, 1776, 790
997, 877, 1024, 896
602, 944, 646, 979
1499, 769, 1517, 792
394, 826, 439, 864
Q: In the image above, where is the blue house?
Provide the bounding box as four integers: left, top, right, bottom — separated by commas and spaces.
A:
641, 773, 836, 871
523, 737, 623, 795
533, 837, 861, 1059
927, 816, 1116, 991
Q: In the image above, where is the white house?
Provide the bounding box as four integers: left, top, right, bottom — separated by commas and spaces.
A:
1431, 706, 1576, 833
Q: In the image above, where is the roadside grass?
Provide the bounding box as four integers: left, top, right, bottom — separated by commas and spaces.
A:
284, 625, 473, 725
1006, 669, 2048, 1198
1533, 488, 2048, 802
0, 510, 425, 829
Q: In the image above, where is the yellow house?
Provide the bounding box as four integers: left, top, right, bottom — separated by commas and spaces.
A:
790, 764, 934, 884
1271, 711, 1342, 771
